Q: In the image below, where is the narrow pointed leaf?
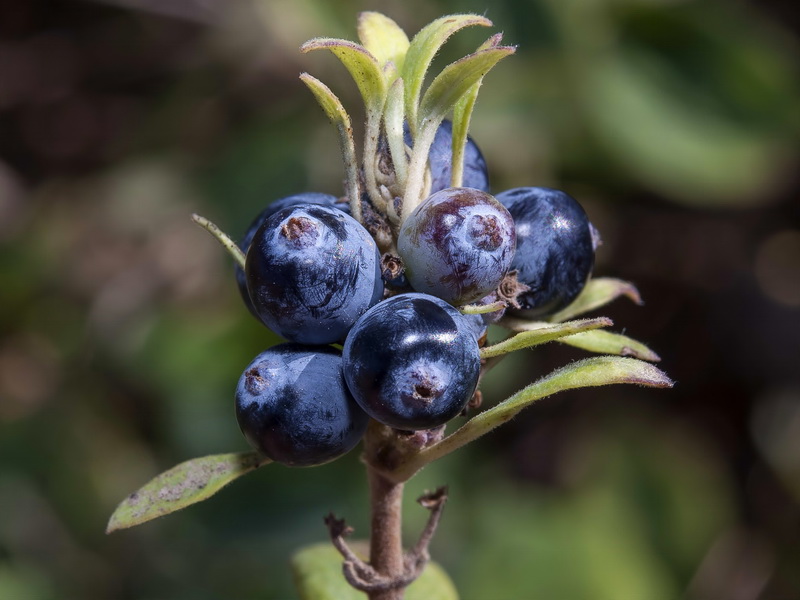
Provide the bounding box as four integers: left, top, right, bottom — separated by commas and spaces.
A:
106, 452, 270, 533
418, 46, 515, 130
549, 278, 643, 322
402, 14, 492, 134
357, 12, 410, 75
191, 214, 245, 269
559, 329, 661, 362
299, 73, 361, 221
396, 357, 672, 480
301, 38, 386, 111
481, 317, 612, 359
451, 33, 503, 188
292, 543, 459, 600
403, 45, 514, 216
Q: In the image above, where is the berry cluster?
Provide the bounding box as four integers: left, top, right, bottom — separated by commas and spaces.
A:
232, 116, 596, 467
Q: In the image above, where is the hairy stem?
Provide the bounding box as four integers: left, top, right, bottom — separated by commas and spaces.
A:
368, 465, 406, 600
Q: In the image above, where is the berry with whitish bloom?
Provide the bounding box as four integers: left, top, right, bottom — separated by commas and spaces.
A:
397, 187, 516, 306
235, 193, 349, 319
245, 203, 383, 344
235, 344, 368, 467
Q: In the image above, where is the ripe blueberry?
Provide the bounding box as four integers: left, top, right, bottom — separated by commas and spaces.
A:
245, 203, 383, 344
235, 193, 348, 319
235, 344, 368, 467
397, 187, 516, 306
342, 293, 481, 431
406, 120, 490, 193
496, 187, 595, 318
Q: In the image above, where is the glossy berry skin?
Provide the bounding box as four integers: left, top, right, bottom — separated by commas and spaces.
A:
405, 119, 490, 193
235, 344, 368, 467
397, 187, 516, 306
236, 193, 348, 319
496, 187, 595, 318
342, 293, 481, 431
246, 203, 383, 344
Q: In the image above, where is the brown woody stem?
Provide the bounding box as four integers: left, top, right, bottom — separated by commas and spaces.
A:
368, 465, 406, 600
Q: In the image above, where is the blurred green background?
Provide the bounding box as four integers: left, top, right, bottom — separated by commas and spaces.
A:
1, 0, 799, 598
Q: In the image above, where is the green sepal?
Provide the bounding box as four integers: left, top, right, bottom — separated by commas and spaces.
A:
393, 357, 672, 481
558, 329, 661, 362
402, 14, 493, 136
301, 38, 387, 112
357, 12, 410, 77
548, 277, 643, 322
106, 452, 270, 533
292, 542, 459, 600
481, 317, 613, 359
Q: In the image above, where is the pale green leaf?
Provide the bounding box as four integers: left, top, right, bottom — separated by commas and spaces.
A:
418, 46, 515, 130
357, 12, 410, 75
292, 542, 459, 600
451, 33, 503, 188
299, 73, 361, 221
481, 317, 612, 359
190, 214, 245, 270
559, 330, 661, 362
548, 277, 642, 323
403, 14, 492, 135
395, 357, 672, 480
301, 38, 386, 111
403, 45, 515, 217
106, 452, 269, 533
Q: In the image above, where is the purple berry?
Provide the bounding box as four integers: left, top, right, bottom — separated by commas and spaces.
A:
405, 119, 490, 193
496, 187, 595, 318
245, 204, 383, 344
236, 193, 349, 319
342, 293, 481, 431
397, 187, 516, 306
236, 344, 368, 466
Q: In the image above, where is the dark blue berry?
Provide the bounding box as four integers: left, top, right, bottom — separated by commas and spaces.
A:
235, 344, 368, 467
496, 187, 595, 318
236, 193, 349, 319
405, 120, 490, 193
397, 187, 516, 306
342, 293, 481, 431
245, 203, 383, 344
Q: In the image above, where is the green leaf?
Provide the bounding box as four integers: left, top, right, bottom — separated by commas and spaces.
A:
301, 38, 387, 112
394, 357, 672, 481
190, 213, 246, 269
558, 330, 661, 362
481, 317, 612, 359
548, 278, 642, 323
292, 542, 459, 600
403, 45, 515, 216
418, 46, 515, 133
357, 12, 410, 75
106, 452, 269, 533
451, 33, 503, 188
299, 73, 361, 222
402, 14, 493, 135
